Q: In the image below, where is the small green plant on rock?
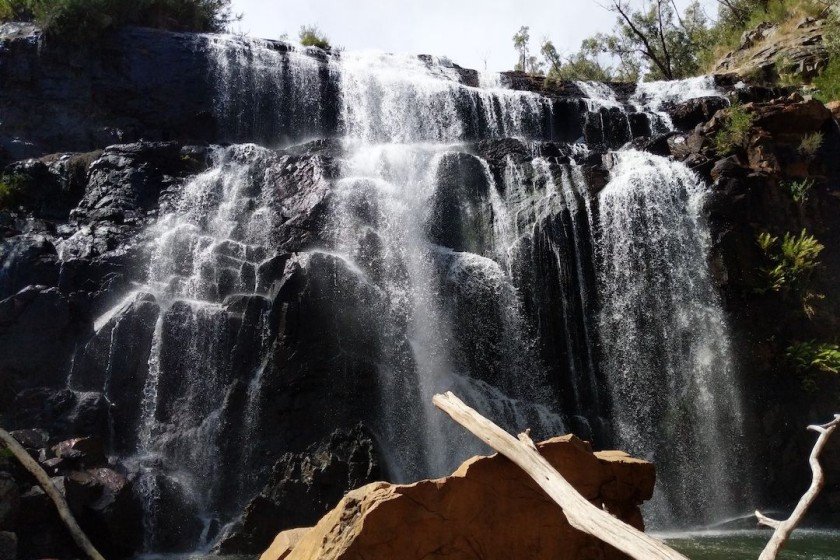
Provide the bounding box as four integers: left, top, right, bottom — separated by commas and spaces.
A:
775, 55, 804, 87
785, 178, 814, 204
814, 57, 840, 103
798, 132, 824, 157
298, 24, 330, 50
0, 172, 29, 210
786, 341, 840, 391
757, 229, 825, 317
714, 103, 754, 155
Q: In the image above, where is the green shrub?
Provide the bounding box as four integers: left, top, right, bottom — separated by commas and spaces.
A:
814, 56, 840, 103
298, 24, 329, 50
1, 0, 237, 41
798, 132, 823, 157
0, 179, 12, 208
0, 0, 34, 21
787, 341, 840, 375
785, 178, 814, 203
715, 103, 754, 154
0, 172, 28, 209
758, 229, 825, 317
787, 341, 840, 390
775, 55, 804, 87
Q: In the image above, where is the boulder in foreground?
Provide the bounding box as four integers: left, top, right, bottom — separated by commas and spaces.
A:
261, 435, 654, 560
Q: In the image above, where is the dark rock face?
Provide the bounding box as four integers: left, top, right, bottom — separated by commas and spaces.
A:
0, 286, 80, 389
583, 107, 633, 149
0, 236, 60, 304
71, 142, 196, 226
70, 293, 160, 452
216, 424, 382, 554
136, 470, 204, 552
427, 153, 493, 253
667, 96, 729, 131
0, 24, 218, 161
0, 531, 15, 560
65, 467, 144, 557
11, 388, 109, 442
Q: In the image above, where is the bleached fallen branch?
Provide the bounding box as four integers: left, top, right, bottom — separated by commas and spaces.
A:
755, 414, 840, 560
433, 391, 689, 560
0, 427, 106, 560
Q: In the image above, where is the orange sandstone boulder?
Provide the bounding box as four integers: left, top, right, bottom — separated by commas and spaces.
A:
261, 435, 655, 560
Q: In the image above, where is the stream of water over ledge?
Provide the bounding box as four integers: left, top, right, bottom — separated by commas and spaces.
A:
58, 33, 758, 550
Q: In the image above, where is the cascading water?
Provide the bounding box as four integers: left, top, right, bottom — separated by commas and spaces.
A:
133, 144, 288, 547
70, 32, 753, 550
597, 150, 749, 526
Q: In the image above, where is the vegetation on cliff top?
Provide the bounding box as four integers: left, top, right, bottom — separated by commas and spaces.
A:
513, 0, 839, 99
298, 24, 330, 50
0, 0, 238, 39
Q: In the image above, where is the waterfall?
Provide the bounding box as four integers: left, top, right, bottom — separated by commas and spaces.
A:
339, 51, 555, 142
68, 33, 754, 549
596, 150, 749, 526
132, 144, 288, 546
326, 141, 562, 479
207, 34, 339, 144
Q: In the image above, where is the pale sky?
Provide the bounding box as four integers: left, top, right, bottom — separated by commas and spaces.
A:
229, 0, 720, 72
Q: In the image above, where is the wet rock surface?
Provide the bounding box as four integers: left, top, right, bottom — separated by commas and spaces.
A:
0, 432, 145, 559
216, 424, 382, 554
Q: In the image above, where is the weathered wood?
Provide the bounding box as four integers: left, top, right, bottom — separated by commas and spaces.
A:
433, 391, 689, 560
755, 414, 840, 560
0, 427, 107, 560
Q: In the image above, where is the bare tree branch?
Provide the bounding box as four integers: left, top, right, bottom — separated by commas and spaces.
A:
655, 0, 673, 77
433, 391, 690, 560
755, 414, 840, 560
609, 0, 673, 79
0, 428, 107, 560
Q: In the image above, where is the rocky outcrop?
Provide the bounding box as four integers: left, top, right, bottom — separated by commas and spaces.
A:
0, 432, 145, 559
262, 435, 654, 560
216, 425, 382, 554
0, 23, 220, 162
714, 17, 829, 83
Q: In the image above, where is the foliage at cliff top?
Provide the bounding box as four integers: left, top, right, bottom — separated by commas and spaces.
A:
299, 24, 330, 50
0, 0, 238, 40
514, 0, 838, 89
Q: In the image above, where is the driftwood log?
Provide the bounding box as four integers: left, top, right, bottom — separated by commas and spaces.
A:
433, 391, 689, 560
0, 427, 106, 560
755, 414, 840, 560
